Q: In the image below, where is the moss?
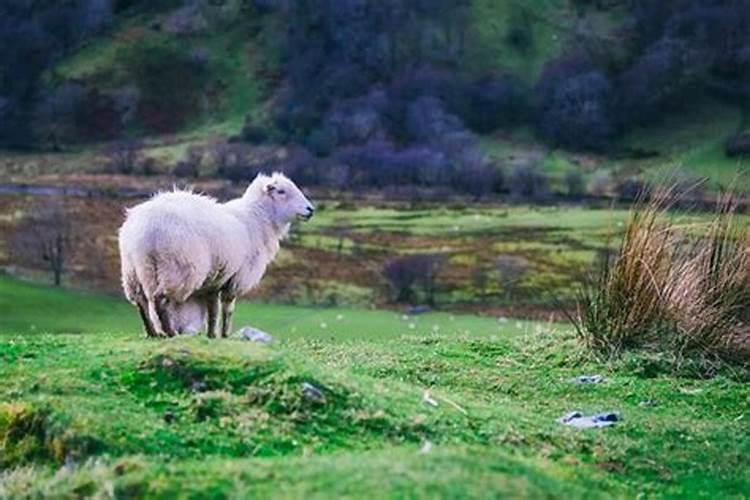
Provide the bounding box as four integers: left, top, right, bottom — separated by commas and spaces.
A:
0, 403, 101, 467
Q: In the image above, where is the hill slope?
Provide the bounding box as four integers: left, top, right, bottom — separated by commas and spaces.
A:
1, 276, 748, 497
2, 0, 749, 192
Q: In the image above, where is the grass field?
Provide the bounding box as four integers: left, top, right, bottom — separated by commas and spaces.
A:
1, 275, 748, 498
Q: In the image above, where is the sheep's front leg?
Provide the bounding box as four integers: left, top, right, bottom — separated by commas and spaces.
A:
153, 294, 177, 338
220, 293, 236, 339
206, 293, 220, 338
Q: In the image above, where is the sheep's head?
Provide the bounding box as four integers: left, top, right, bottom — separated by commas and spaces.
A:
248, 172, 315, 224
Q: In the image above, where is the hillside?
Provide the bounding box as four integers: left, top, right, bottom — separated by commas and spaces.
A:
1, 275, 748, 497
1, 0, 748, 192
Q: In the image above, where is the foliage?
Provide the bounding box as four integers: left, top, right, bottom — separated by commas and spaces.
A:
383, 254, 446, 305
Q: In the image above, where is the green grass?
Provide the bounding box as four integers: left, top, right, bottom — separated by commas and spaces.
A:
1, 275, 749, 498
618, 98, 750, 192
467, 0, 568, 82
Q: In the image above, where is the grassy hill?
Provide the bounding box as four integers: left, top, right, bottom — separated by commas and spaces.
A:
1, 275, 749, 497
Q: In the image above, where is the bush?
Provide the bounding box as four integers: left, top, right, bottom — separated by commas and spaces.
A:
104, 139, 142, 174
459, 76, 528, 133
564, 170, 586, 199
173, 161, 199, 178
615, 176, 650, 202
119, 39, 208, 133
508, 161, 549, 201
568, 190, 750, 371
537, 69, 616, 151
382, 253, 445, 305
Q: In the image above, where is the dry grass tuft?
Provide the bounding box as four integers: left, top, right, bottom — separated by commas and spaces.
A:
571, 188, 749, 371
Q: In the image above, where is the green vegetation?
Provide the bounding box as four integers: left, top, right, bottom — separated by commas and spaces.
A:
282, 203, 749, 309
1, 275, 749, 497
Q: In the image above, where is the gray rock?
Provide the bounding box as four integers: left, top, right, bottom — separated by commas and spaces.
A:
559, 411, 620, 428
301, 382, 326, 404
406, 305, 431, 315
570, 375, 605, 385
238, 327, 274, 344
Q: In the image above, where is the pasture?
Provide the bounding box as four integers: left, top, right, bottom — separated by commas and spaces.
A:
1, 275, 748, 498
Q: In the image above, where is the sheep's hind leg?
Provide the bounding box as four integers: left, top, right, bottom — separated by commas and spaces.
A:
153, 294, 177, 338
136, 300, 157, 338
220, 293, 236, 339
206, 293, 220, 339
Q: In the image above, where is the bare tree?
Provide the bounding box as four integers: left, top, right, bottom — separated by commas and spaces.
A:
332, 217, 352, 257
105, 139, 142, 174
495, 255, 528, 300
11, 197, 75, 286
472, 266, 489, 299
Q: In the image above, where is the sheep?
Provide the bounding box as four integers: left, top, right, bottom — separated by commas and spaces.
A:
118, 172, 314, 338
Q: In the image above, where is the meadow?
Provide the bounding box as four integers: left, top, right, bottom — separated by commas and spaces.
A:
1, 275, 748, 498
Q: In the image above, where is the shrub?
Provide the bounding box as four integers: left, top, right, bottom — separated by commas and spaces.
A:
588, 171, 613, 197
104, 139, 142, 174
509, 161, 549, 201
382, 253, 445, 305
569, 190, 750, 371
564, 170, 586, 199
537, 69, 616, 151
459, 76, 528, 133
615, 176, 650, 202
173, 161, 199, 179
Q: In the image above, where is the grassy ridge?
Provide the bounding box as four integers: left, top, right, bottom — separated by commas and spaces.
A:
1, 275, 748, 497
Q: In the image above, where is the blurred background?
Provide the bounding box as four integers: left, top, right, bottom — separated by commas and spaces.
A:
1, 0, 748, 317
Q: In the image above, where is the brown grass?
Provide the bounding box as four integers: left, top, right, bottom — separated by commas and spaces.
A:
572, 188, 750, 369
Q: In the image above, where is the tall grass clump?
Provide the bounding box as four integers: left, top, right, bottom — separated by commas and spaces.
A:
571, 188, 749, 371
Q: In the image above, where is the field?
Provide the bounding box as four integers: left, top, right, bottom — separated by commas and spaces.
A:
3, 193, 747, 317
1, 275, 748, 498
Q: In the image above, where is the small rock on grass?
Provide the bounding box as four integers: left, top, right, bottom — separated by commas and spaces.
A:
570, 375, 605, 384
238, 327, 274, 344
559, 411, 620, 428
301, 382, 326, 404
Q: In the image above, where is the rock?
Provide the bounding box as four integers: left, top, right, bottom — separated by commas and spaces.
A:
301, 382, 326, 404
422, 390, 439, 407
406, 305, 431, 315
238, 327, 273, 344
559, 411, 620, 428
570, 375, 605, 385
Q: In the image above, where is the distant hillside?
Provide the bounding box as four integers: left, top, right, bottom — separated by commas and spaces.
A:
1, 0, 748, 193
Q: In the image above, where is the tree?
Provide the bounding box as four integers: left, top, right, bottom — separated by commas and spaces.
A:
495, 255, 528, 301
105, 139, 142, 174
33, 82, 85, 150
11, 197, 75, 286
331, 218, 352, 257
383, 253, 445, 305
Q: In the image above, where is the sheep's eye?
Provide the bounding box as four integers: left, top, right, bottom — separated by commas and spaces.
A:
277, 189, 286, 195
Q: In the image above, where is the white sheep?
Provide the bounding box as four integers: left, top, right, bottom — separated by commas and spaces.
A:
118, 172, 314, 338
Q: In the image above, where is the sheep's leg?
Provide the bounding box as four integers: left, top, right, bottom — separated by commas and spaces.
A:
153, 294, 177, 338
206, 293, 220, 339
220, 294, 236, 339
136, 300, 157, 338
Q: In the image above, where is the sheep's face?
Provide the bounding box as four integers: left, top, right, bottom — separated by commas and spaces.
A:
264, 175, 315, 223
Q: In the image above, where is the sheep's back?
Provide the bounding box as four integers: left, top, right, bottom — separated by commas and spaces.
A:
119, 191, 248, 299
